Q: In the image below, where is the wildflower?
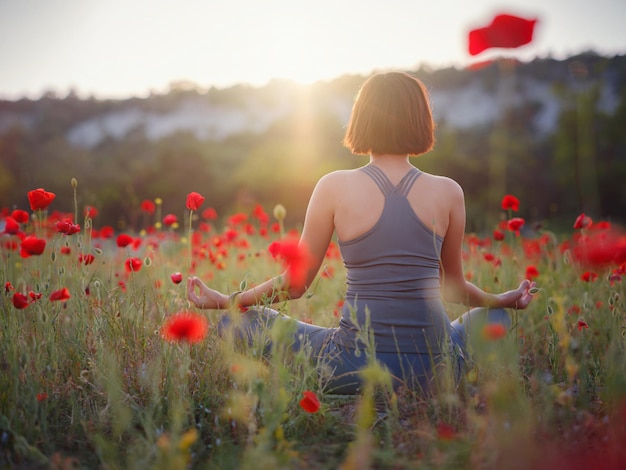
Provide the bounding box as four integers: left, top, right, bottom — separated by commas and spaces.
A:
116, 233, 134, 248
573, 213, 592, 230
271, 238, 312, 292
186, 192, 205, 211
507, 217, 525, 233
171, 272, 183, 284
4, 281, 13, 293
50, 288, 71, 302
299, 390, 321, 413
493, 229, 505, 241
140, 200, 156, 214
437, 422, 457, 441
99, 226, 115, 239
577, 320, 589, 331
27, 188, 56, 211
20, 236, 46, 258
55, 219, 80, 235
468, 13, 538, 56
125, 257, 143, 273
580, 271, 598, 282
12, 292, 30, 309
29, 291, 42, 301
525, 265, 540, 280
501, 194, 520, 211
11, 209, 29, 223
3, 217, 20, 235
36, 392, 48, 402
161, 312, 209, 344
252, 204, 269, 225
79, 254, 95, 265
163, 214, 178, 226
84, 206, 98, 218
201, 207, 217, 220
482, 323, 507, 340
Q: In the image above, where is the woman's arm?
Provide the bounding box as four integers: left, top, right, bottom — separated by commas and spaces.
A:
187, 174, 336, 310
439, 179, 535, 309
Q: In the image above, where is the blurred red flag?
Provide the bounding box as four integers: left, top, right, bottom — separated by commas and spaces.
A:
469, 14, 537, 56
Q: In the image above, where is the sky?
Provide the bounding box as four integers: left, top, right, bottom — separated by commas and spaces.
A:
1, 0, 625, 100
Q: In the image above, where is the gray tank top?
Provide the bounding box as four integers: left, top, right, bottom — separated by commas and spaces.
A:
335, 165, 451, 354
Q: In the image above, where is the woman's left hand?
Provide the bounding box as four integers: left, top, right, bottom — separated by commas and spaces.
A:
497, 279, 537, 310
187, 276, 229, 309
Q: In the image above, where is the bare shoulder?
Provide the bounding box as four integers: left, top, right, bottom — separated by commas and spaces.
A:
315, 169, 363, 191
420, 172, 464, 199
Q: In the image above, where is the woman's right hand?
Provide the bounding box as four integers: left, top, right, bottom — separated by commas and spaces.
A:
187, 276, 229, 309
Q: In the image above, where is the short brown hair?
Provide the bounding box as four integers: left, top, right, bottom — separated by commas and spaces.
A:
342, 72, 435, 156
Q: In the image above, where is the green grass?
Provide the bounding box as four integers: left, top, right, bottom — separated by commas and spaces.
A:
1, 202, 625, 469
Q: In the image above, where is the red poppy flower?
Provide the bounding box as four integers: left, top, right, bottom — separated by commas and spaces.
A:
299, 390, 321, 413
29, 291, 42, 301
116, 233, 134, 248
581, 271, 598, 282
12, 292, 30, 309
573, 213, 593, 229
4, 281, 13, 293
36, 392, 48, 402
507, 217, 525, 233
271, 238, 312, 292
437, 422, 457, 441
252, 204, 270, 225
163, 214, 178, 226
186, 192, 205, 211
140, 200, 156, 214
577, 320, 589, 331
482, 323, 507, 341
493, 229, 505, 241
125, 257, 143, 273
3, 217, 20, 235
84, 206, 98, 218
228, 213, 248, 227
525, 265, 539, 280
20, 236, 46, 258
50, 287, 71, 302
468, 14, 538, 56
11, 209, 29, 223
171, 272, 183, 284
161, 312, 209, 344
501, 194, 520, 211
79, 253, 95, 265
27, 188, 56, 211
60, 246, 71, 255
201, 207, 217, 220
55, 219, 81, 235
99, 226, 115, 239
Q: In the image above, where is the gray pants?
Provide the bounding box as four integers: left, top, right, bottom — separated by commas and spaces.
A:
218, 307, 511, 395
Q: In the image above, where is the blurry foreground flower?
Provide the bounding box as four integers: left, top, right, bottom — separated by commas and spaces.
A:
482, 323, 507, 341
125, 257, 143, 273
50, 288, 71, 302
12, 292, 30, 309
299, 390, 320, 413
161, 312, 209, 344
468, 13, 538, 56
269, 238, 312, 292
20, 236, 46, 258
27, 188, 56, 211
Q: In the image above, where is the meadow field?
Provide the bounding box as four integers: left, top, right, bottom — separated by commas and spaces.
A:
1, 186, 625, 470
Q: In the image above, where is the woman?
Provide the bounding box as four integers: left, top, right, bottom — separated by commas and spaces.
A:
187, 72, 535, 394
